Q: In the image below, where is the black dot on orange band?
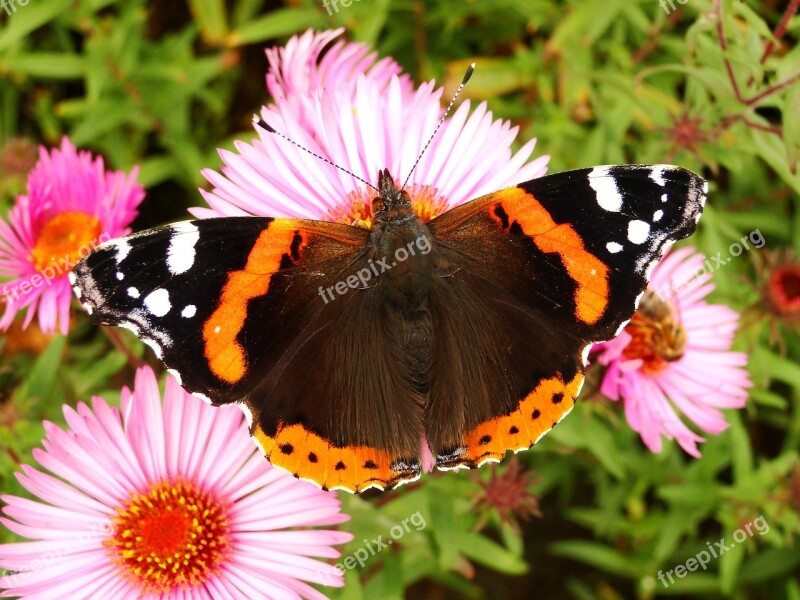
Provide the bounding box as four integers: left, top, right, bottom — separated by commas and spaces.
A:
479, 435, 492, 445
308, 452, 318, 463
335, 461, 346, 471
552, 392, 564, 404
509, 426, 519, 434
290, 232, 303, 260
532, 409, 541, 419
279, 443, 294, 455
493, 204, 510, 229
364, 460, 378, 470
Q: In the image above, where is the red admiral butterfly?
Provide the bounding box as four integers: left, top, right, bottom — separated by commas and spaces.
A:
71, 159, 704, 492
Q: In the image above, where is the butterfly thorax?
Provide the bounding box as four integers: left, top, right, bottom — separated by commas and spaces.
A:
369, 170, 437, 312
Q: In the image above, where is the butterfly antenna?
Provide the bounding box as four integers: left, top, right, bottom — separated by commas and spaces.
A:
401, 63, 475, 191
253, 117, 380, 193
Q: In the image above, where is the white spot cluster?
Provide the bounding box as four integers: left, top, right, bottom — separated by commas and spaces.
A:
69, 235, 177, 364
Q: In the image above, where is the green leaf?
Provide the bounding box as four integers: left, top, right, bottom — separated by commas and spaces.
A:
226, 9, 325, 47
550, 540, 645, 578
16, 336, 67, 402
4, 52, 84, 78
187, 0, 229, 44
457, 531, 528, 575
0, 0, 69, 52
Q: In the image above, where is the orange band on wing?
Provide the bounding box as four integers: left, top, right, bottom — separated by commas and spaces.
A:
253, 423, 418, 493
203, 221, 300, 384
492, 188, 609, 325
459, 373, 583, 466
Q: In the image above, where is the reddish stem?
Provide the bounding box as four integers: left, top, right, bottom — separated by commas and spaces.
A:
102, 326, 146, 368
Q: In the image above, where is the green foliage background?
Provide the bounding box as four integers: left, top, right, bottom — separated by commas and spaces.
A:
1, 0, 799, 598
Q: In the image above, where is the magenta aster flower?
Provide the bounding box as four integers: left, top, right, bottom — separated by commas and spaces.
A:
194, 29, 548, 223
0, 138, 144, 335
0, 366, 352, 599
593, 246, 751, 457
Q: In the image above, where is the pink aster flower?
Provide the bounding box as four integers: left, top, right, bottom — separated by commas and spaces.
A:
0, 366, 352, 599
265, 28, 412, 127
194, 29, 548, 223
0, 137, 143, 335
593, 246, 751, 457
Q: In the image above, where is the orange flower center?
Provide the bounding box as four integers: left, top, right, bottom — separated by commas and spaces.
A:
30, 211, 102, 271
106, 480, 230, 594
621, 291, 687, 374
328, 184, 450, 228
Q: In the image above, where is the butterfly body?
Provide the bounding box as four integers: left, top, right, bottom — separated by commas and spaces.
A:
71, 164, 706, 492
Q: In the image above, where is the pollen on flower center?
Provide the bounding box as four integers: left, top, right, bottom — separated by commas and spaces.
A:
622, 290, 687, 374
106, 479, 230, 594
328, 183, 451, 228
30, 211, 102, 272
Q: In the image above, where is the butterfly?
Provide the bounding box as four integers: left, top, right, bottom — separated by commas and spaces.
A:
71, 164, 705, 492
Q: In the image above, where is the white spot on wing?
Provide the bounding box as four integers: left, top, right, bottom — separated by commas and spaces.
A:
589, 166, 623, 212
627, 220, 651, 244
142, 337, 163, 359
119, 322, 140, 336
181, 305, 197, 318
661, 193, 668, 203
116, 272, 124, 281
167, 222, 200, 275
192, 392, 213, 405
114, 240, 131, 264
653, 209, 663, 222
606, 241, 623, 254
238, 403, 254, 429
167, 368, 182, 385
649, 166, 667, 187
143, 288, 171, 317
127, 287, 140, 299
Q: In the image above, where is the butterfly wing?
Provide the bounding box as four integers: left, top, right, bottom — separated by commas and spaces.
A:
425, 165, 705, 468
72, 217, 422, 492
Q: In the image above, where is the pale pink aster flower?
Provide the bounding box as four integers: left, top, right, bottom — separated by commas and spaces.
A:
593, 246, 751, 457
194, 30, 548, 223
265, 28, 412, 125
0, 138, 143, 335
0, 366, 352, 599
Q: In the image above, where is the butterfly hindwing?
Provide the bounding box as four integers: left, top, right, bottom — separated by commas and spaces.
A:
426, 164, 705, 468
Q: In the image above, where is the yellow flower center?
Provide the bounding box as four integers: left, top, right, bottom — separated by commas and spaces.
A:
106, 480, 230, 594
30, 212, 102, 271
622, 291, 687, 374
328, 184, 451, 228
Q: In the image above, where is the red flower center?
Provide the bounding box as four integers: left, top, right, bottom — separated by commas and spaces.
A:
30, 211, 102, 272
328, 183, 450, 228
768, 266, 800, 315
622, 291, 686, 374
106, 479, 230, 594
